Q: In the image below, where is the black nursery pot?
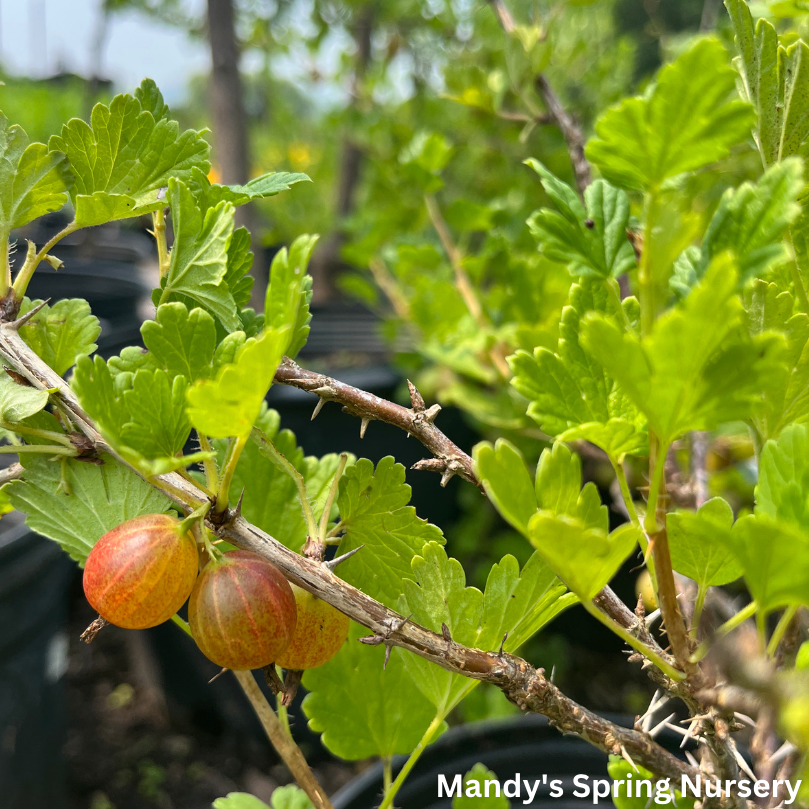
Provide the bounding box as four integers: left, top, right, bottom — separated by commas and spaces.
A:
332, 714, 683, 809
0, 514, 74, 809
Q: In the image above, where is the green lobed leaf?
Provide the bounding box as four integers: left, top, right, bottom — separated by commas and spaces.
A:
0, 371, 49, 423
525, 160, 635, 279
0, 114, 71, 242
581, 255, 785, 444
473, 439, 536, 534
509, 279, 646, 460
5, 451, 172, 564
185, 326, 289, 439
586, 38, 755, 190
667, 497, 743, 589
453, 763, 510, 808
670, 160, 804, 296
335, 456, 445, 608
756, 422, 809, 530
725, 0, 809, 166
225, 227, 255, 310
527, 513, 639, 601
746, 281, 809, 442
141, 303, 217, 383
72, 356, 196, 470
302, 622, 441, 760
608, 756, 695, 809
156, 178, 240, 332
398, 542, 572, 713
49, 82, 209, 226
265, 235, 318, 358
724, 514, 809, 614
187, 165, 311, 214
269, 786, 314, 809
19, 298, 100, 376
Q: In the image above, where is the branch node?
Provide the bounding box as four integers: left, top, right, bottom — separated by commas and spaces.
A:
407, 379, 426, 411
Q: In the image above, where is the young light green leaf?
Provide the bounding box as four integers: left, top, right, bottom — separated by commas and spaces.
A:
134, 78, 170, 122
0, 371, 48, 423
225, 227, 255, 310
472, 439, 536, 534
0, 114, 70, 241
509, 279, 646, 460
72, 357, 196, 471
186, 326, 288, 438
335, 456, 445, 608
725, 0, 809, 166
746, 281, 809, 442
398, 542, 572, 713
535, 441, 604, 528
608, 756, 695, 809
667, 497, 743, 589
214, 406, 348, 552
19, 298, 100, 376
525, 160, 635, 279
212, 794, 272, 809
5, 451, 172, 564
49, 87, 209, 226
671, 160, 803, 295
302, 622, 441, 760
527, 513, 639, 601
188, 165, 310, 214
756, 422, 809, 529
558, 419, 648, 460
582, 255, 785, 444
269, 786, 314, 809
586, 38, 755, 190
453, 763, 510, 808
157, 178, 240, 332
265, 235, 318, 358
724, 514, 809, 614
141, 303, 217, 383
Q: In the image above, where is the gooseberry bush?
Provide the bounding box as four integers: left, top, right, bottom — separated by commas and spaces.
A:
3, 1, 809, 807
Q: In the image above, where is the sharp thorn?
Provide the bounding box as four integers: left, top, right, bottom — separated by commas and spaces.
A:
620, 745, 639, 773
11, 297, 51, 329
234, 487, 245, 518
770, 741, 798, 766
648, 712, 676, 739
684, 750, 699, 768
441, 622, 452, 643
311, 397, 326, 420
208, 667, 229, 684
498, 631, 508, 656
360, 418, 370, 439
440, 467, 455, 487
393, 613, 412, 633
550, 664, 556, 683
729, 738, 756, 781
324, 544, 364, 571
423, 403, 441, 423
384, 644, 392, 670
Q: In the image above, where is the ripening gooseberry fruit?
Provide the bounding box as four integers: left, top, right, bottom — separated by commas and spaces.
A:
275, 583, 350, 671
83, 513, 199, 629
188, 550, 297, 670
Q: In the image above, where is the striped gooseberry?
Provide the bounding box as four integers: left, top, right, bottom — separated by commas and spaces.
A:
83, 513, 199, 629
188, 549, 297, 670
275, 583, 349, 671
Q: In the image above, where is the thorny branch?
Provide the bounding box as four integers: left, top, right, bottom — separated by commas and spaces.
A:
486, 0, 592, 196
0, 323, 709, 789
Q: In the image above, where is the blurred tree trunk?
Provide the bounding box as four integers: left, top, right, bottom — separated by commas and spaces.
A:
207, 0, 250, 188
207, 0, 262, 303
310, 3, 375, 303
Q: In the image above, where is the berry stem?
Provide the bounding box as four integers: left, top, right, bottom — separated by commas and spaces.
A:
317, 453, 347, 541
215, 433, 247, 514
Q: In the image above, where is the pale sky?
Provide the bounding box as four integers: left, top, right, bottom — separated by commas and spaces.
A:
0, 0, 209, 103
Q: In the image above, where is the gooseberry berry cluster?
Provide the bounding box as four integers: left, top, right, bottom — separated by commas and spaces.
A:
83, 514, 349, 672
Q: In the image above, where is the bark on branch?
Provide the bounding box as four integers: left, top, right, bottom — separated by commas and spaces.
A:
0, 323, 703, 787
